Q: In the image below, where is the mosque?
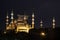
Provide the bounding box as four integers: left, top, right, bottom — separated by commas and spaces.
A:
5, 10, 34, 33
4, 10, 56, 33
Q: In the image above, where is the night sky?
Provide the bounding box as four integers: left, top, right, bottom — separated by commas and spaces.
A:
0, 0, 60, 30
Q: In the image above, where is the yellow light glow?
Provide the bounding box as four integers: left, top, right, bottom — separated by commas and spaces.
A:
40, 32, 46, 36
6, 26, 10, 30
17, 23, 29, 33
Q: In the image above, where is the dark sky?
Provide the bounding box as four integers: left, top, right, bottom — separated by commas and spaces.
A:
0, 0, 60, 29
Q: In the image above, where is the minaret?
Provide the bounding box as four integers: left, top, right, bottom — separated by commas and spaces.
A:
40, 20, 43, 28
5, 12, 10, 32
11, 10, 14, 24
32, 13, 34, 28
10, 10, 15, 29
52, 17, 55, 29
6, 13, 9, 27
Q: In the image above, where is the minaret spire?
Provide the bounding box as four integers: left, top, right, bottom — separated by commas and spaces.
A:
10, 9, 15, 30
6, 12, 9, 27
40, 20, 43, 28
32, 12, 34, 28
11, 9, 14, 24
52, 17, 55, 29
